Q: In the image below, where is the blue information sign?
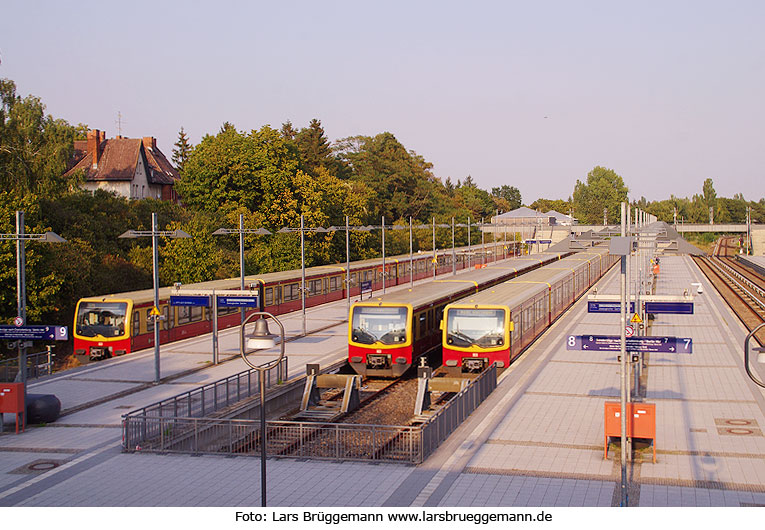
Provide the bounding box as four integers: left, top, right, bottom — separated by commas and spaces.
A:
170, 295, 210, 307
0, 325, 68, 341
360, 281, 372, 293
217, 296, 259, 308
588, 302, 636, 313
567, 334, 692, 353
644, 301, 694, 314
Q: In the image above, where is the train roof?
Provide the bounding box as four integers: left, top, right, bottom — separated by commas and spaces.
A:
352, 251, 570, 310
445, 246, 611, 309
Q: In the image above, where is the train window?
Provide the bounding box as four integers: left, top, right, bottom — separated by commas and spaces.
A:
308, 279, 322, 296
218, 306, 237, 315
273, 286, 282, 304
523, 306, 533, 332
133, 310, 141, 336
446, 308, 505, 348
190, 306, 203, 322
147, 310, 155, 333
284, 283, 300, 302
419, 313, 426, 338
265, 287, 274, 306
350, 272, 357, 287
163, 305, 170, 330
350, 306, 408, 345
323, 278, 329, 293
329, 276, 340, 292
76, 301, 128, 338
177, 306, 191, 325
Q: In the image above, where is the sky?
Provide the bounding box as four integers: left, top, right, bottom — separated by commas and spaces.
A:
1, 0, 763, 203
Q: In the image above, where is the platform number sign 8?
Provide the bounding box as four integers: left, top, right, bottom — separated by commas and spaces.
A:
567, 335, 579, 350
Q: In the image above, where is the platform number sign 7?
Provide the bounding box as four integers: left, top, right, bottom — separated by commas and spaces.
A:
683, 338, 691, 351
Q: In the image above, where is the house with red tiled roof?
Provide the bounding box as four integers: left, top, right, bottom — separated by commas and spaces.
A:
65, 129, 180, 202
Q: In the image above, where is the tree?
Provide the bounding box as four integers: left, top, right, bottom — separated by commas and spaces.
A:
0, 78, 79, 199
334, 132, 440, 222
491, 185, 522, 210
175, 124, 299, 219
172, 127, 192, 173
295, 119, 336, 177
529, 198, 571, 215
572, 166, 628, 224
702, 178, 716, 208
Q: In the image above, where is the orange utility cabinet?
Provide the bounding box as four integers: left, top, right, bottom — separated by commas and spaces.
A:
0, 382, 25, 433
604, 401, 656, 463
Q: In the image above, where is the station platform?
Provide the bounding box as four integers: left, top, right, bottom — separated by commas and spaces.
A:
2, 255, 765, 507
738, 255, 765, 277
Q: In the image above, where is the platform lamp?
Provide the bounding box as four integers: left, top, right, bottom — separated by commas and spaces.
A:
119, 213, 191, 384
239, 311, 285, 507
212, 215, 272, 323
1, 211, 66, 426
277, 215, 331, 336
744, 323, 765, 387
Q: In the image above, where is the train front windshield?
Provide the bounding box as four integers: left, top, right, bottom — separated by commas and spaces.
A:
351, 306, 408, 345
76, 302, 128, 338
446, 308, 505, 348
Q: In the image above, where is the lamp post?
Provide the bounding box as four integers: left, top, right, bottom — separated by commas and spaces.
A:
119, 212, 191, 384
1, 211, 66, 421
328, 219, 372, 309
744, 323, 765, 388
212, 215, 271, 324
239, 311, 285, 507
278, 214, 331, 336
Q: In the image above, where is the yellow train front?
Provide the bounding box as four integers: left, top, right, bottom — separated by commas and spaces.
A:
442, 246, 617, 373
348, 250, 572, 377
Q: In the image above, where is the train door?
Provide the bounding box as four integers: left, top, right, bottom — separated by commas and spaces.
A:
160, 304, 171, 345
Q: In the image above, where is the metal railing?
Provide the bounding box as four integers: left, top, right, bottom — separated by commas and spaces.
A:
420, 364, 497, 459
0, 348, 55, 382
123, 362, 497, 464
123, 357, 288, 448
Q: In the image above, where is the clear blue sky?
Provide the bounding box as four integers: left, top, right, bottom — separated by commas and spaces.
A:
2, 0, 763, 203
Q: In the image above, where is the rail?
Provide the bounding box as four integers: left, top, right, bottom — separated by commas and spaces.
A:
708, 257, 765, 313
123, 364, 497, 464
0, 348, 55, 382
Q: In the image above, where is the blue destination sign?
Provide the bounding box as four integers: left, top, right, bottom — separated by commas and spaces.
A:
588, 302, 635, 313
170, 295, 210, 307
567, 334, 692, 353
217, 296, 259, 308
0, 325, 68, 341
644, 301, 694, 314
361, 281, 372, 293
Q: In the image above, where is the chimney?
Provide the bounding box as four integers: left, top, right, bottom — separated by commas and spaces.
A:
87, 129, 102, 169
142, 137, 156, 151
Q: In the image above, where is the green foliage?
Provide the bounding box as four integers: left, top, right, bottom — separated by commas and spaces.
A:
572, 166, 629, 224
491, 185, 522, 210
335, 132, 440, 222
0, 78, 80, 199
175, 124, 299, 218
529, 198, 571, 215
172, 127, 192, 173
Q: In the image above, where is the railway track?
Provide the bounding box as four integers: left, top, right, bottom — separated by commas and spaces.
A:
232, 376, 425, 461
693, 237, 765, 347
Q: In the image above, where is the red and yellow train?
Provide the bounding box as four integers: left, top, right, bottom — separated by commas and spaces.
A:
73, 241, 520, 362
347, 251, 569, 377
442, 246, 616, 372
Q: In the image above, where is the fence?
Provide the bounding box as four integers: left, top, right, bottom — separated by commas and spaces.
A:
123, 363, 497, 464
0, 348, 55, 382
123, 357, 288, 449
